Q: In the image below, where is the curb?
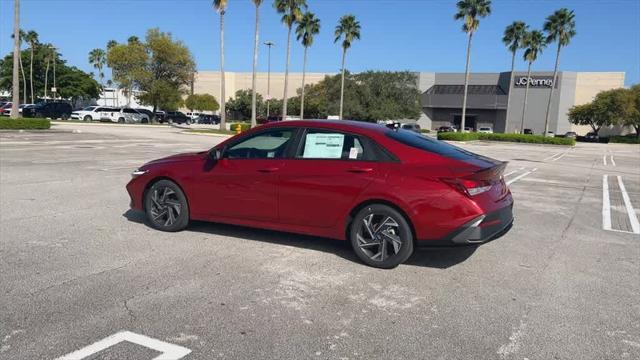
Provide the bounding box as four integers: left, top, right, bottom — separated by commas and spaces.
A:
51, 121, 169, 129
179, 131, 232, 138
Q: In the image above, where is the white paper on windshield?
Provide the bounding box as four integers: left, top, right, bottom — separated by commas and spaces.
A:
303, 133, 344, 159
349, 147, 359, 159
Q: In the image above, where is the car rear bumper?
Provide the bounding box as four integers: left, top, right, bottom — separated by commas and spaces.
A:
417, 204, 513, 247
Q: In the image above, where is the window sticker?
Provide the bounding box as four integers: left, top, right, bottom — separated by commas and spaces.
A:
267, 151, 275, 158
303, 133, 345, 159
349, 147, 359, 159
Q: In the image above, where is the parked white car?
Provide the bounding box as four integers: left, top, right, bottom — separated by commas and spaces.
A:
71, 106, 111, 121
186, 112, 202, 120
100, 107, 150, 123
478, 127, 493, 134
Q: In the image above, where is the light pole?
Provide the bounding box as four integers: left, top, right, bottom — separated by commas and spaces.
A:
264, 41, 274, 118
52, 47, 57, 100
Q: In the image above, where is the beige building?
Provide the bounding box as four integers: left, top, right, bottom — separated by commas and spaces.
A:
192, 71, 335, 105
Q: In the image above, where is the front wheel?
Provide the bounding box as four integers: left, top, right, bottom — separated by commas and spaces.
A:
144, 180, 189, 232
84, 115, 92, 121
350, 204, 414, 269
60, 113, 69, 120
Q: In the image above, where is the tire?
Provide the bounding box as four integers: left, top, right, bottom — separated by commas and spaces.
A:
349, 204, 414, 269
60, 113, 69, 120
186, 119, 192, 125
144, 180, 189, 232
118, 117, 125, 123
83, 115, 92, 121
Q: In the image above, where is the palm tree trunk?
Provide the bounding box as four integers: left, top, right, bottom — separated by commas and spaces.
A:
520, 61, 532, 133
300, 46, 308, 120
10, 0, 20, 118
543, 42, 561, 135
250, 4, 260, 128
339, 47, 346, 120
29, 45, 34, 103
44, 59, 49, 100
282, 25, 292, 121
506, 51, 516, 132
460, 32, 473, 132
19, 55, 27, 104
219, 12, 226, 130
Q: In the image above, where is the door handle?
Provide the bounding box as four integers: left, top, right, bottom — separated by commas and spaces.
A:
347, 167, 373, 173
258, 167, 280, 173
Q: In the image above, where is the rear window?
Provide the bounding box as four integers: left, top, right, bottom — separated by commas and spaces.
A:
386, 129, 479, 161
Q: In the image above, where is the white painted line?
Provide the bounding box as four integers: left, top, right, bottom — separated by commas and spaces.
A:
551, 151, 568, 161
617, 176, 640, 234
506, 168, 537, 186
602, 175, 612, 231
503, 167, 525, 177
603, 155, 607, 166
610, 155, 616, 167
544, 152, 562, 161
54, 331, 191, 360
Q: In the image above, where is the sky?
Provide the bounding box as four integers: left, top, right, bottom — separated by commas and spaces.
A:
0, 0, 638, 86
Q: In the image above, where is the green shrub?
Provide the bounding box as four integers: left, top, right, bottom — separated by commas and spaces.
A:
437, 132, 575, 145
230, 123, 251, 132
608, 135, 640, 144
420, 129, 431, 134
0, 118, 50, 130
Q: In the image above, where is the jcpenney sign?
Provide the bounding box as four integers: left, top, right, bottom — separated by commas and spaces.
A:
514, 76, 555, 88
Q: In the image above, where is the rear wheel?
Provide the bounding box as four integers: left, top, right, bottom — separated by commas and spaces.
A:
350, 204, 414, 269
144, 180, 189, 232
118, 117, 125, 123
60, 113, 69, 120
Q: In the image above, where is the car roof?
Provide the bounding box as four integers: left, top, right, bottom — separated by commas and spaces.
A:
262, 120, 391, 136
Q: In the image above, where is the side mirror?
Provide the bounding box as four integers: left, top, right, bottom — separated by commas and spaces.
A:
209, 149, 222, 161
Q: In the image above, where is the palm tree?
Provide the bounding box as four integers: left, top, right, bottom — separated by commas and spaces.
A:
334, 14, 360, 120
213, 0, 228, 129
542, 8, 576, 135
250, 0, 263, 128
296, 11, 320, 120
502, 21, 528, 131
11, 29, 27, 104
274, 0, 307, 121
10, 0, 19, 118
520, 30, 547, 133
25, 30, 38, 104
88, 48, 107, 90
454, 0, 491, 132
106, 40, 118, 50
43, 44, 54, 100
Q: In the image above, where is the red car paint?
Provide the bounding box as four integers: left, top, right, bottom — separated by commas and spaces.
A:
126, 120, 513, 243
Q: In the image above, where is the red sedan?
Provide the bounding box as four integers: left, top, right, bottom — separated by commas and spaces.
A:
126, 120, 513, 268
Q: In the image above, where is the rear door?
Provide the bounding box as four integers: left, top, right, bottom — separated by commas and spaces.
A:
277, 128, 380, 228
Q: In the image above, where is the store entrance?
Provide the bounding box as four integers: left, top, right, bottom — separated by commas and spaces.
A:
453, 114, 477, 131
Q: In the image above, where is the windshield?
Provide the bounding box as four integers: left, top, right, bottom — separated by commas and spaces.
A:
83, 106, 97, 111
386, 129, 481, 161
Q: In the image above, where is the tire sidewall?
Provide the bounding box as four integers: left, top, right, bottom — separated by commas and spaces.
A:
144, 180, 190, 232
84, 115, 92, 121
350, 204, 414, 269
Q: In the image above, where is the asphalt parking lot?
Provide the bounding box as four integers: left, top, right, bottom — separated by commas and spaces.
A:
1, 123, 639, 360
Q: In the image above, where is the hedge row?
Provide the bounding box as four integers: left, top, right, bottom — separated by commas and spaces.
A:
437, 132, 575, 145
230, 123, 251, 132
0, 118, 51, 130
608, 135, 640, 144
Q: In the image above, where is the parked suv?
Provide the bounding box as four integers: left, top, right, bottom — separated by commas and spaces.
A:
71, 106, 111, 121
23, 102, 73, 120
101, 107, 149, 123
162, 111, 191, 124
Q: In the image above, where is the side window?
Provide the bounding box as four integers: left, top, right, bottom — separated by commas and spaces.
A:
225, 129, 294, 159
297, 130, 366, 160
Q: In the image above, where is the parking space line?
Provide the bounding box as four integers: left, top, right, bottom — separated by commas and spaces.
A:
54, 331, 191, 360
506, 168, 537, 186
503, 167, 524, 177
610, 155, 616, 167
616, 176, 640, 234
603, 155, 608, 166
602, 175, 612, 231
544, 151, 563, 161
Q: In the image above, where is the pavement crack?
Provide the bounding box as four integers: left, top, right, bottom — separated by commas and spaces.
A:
123, 298, 137, 323
29, 261, 132, 297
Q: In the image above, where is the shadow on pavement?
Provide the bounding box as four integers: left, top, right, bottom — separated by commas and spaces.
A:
123, 209, 477, 269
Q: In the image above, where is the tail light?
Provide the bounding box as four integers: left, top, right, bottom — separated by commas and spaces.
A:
441, 177, 493, 197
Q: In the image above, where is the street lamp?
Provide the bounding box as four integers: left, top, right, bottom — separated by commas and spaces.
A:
264, 41, 275, 117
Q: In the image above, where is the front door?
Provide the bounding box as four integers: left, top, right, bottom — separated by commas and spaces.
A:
194, 128, 296, 222
278, 129, 379, 228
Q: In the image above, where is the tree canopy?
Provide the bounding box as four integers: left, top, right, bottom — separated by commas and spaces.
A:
568, 87, 638, 136
185, 93, 220, 112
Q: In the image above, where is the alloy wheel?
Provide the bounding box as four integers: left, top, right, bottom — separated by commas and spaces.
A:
356, 214, 404, 262
149, 186, 182, 227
